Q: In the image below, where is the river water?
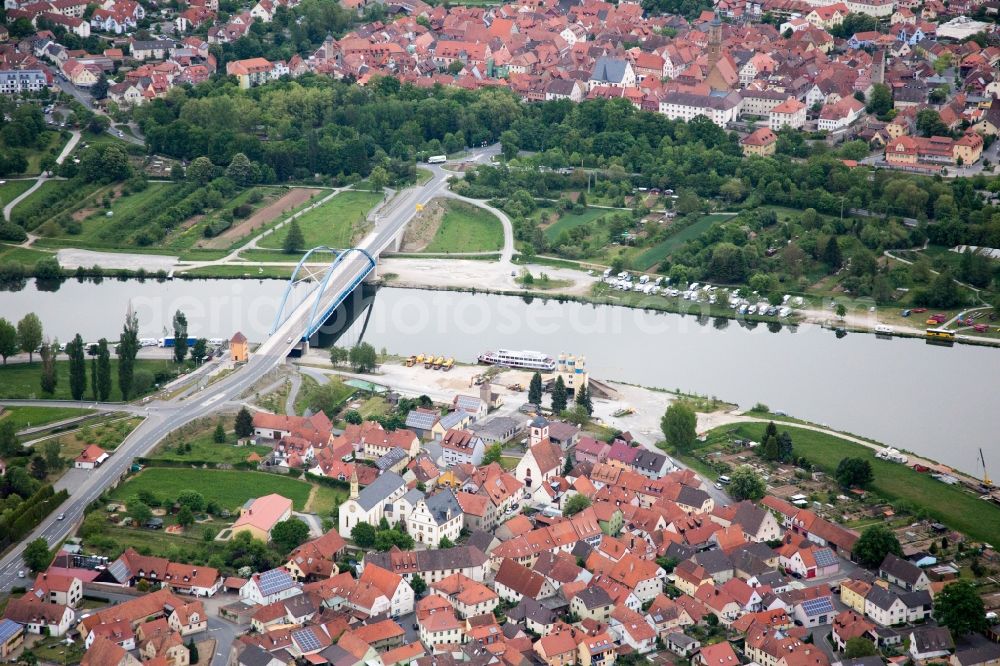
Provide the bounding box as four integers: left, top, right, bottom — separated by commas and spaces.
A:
1, 277, 998, 476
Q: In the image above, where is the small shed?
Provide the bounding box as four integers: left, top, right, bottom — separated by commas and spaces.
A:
231, 331, 248, 362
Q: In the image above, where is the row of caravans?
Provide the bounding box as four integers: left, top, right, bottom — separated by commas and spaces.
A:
601, 270, 798, 317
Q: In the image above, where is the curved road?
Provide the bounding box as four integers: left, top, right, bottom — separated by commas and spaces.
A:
0, 145, 501, 593
2, 130, 80, 222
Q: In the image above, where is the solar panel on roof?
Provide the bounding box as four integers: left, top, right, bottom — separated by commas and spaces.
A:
800, 597, 834, 616
259, 569, 294, 596
814, 548, 838, 568
294, 627, 322, 652
0, 620, 21, 643
107, 558, 131, 583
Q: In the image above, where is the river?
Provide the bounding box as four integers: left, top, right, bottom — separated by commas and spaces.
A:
1, 277, 998, 476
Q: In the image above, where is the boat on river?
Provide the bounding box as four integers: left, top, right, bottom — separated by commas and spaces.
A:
478, 349, 556, 371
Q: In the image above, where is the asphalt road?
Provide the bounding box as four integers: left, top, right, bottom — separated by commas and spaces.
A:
0, 146, 500, 593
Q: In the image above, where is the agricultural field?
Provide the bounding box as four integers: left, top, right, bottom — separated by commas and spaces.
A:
108, 468, 316, 512
634, 213, 735, 270
0, 359, 177, 401
148, 421, 271, 464
424, 200, 504, 253
705, 422, 1000, 546
258, 190, 383, 251
541, 207, 612, 241
0, 405, 94, 433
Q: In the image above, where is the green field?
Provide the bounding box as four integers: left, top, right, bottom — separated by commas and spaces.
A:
0, 359, 176, 401
543, 207, 612, 241
48, 183, 175, 246
179, 265, 293, 279
635, 213, 734, 270
0, 244, 54, 267
109, 468, 315, 511
713, 422, 1000, 546
0, 406, 94, 432
259, 191, 383, 250
425, 200, 504, 252
0, 180, 35, 207
149, 440, 272, 465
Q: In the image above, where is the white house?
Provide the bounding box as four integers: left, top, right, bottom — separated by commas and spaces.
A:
359, 564, 415, 617
441, 429, 485, 467
239, 569, 301, 606
74, 445, 108, 469
407, 490, 464, 547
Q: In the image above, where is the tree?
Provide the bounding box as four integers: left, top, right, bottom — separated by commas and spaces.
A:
835, 457, 874, 488
187, 156, 215, 185
917, 109, 950, 138
349, 342, 377, 372
92, 73, 109, 100
936, 580, 987, 638
67, 333, 86, 400
777, 432, 794, 462
551, 376, 567, 413
39, 341, 57, 395
729, 467, 767, 501
117, 305, 140, 400
528, 372, 543, 405
351, 522, 377, 547
187, 641, 199, 664
845, 638, 879, 658
369, 165, 389, 192
438, 536, 454, 549
835, 303, 847, 318
575, 385, 593, 415
128, 500, 152, 525
172, 309, 188, 363
283, 219, 304, 254
29, 454, 48, 480
226, 152, 257, 186
344, 410, 363, 425
177, 506, 195, 529
564, 493, 592, 516
23, 538, 52, 572
17, 313, 42, 363
213, 421, 226, 443
823, 236, 842, 270
329, 347, 349, 365
411, 574, 427, 597
95, 338, 111, 401
482, 443, 503, 466
235, 407, 254, 438
500, 129, 520, 160
177, 491, 206, 512
0, 422, 22, 458
853, 525, 903, 568
272, 518, 311, 553
191, 338, 207, 364
866, 83, 892, 116
0, 318, 17, 364
43, 440, 62, 471
661, 402, 697, 452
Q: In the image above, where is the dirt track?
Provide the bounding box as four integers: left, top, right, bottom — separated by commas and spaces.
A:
199, 187, 322, 249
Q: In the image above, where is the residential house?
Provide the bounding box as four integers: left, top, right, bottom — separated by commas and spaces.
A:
232, 494, 293, 543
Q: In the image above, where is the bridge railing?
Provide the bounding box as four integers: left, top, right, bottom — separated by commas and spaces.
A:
269, 246, 376, 341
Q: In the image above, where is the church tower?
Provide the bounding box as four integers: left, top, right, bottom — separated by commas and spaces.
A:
707, 13, 723, 69
349, 467, 359, 500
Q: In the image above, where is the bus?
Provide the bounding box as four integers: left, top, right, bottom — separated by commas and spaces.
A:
925, 328, 955, 341
427, 155, 447, 164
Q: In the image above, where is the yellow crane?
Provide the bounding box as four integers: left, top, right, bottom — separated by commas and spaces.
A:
981, 448, 993, 488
